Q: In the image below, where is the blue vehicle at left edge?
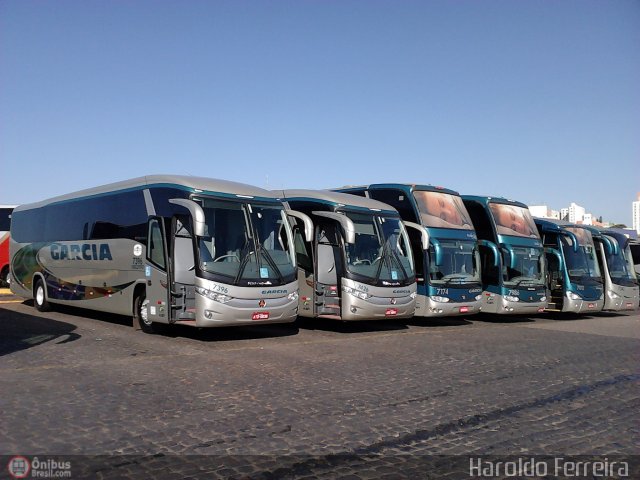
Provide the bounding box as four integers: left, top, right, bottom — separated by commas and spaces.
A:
461, 195, 548, 314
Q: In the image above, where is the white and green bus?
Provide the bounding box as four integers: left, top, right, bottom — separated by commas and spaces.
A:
10, 175, 312, 333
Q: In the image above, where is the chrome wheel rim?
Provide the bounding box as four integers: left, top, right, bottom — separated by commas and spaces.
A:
140, 299, 151, 325
36, 285, 44, 306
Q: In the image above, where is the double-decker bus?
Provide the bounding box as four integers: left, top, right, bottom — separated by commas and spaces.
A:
277, 190, 419, 320
461, 196, 548, 314
10, 175, 312, 333
534, 218, 604, 313
336, 184, 482, 317
596, 229, 639, 311
1, 205, 16, 286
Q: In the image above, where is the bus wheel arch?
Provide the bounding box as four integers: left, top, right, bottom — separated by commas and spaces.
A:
33, 275, 52, 312
133, 284, 155, 333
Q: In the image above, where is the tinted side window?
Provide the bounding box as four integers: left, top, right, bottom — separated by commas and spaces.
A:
0, 208, 13, 231
368, 189, 418, 223
148, 218, 166, 269
11, 209, 45, 243
464, 201, 494, 241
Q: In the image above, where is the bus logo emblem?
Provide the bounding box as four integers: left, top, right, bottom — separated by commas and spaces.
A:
390, 298, 396, 305
258, 299, 266, 308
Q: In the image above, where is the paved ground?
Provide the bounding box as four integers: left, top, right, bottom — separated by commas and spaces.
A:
1, 292, 638, 479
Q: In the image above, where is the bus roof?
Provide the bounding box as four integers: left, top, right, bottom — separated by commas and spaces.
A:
462, 195, 529, 209
277, 189, 398, 214
14, 175, 282, 212
338, 183, 461, 197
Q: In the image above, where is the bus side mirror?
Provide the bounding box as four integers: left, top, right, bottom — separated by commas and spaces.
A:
402, 221, 429, 250
430, 237, 444, 266
312, 211, 356, 244
286, 210, 314, 243
501, 243, 517, 269
563, 230, 579, 253
601, 235, 618, 256
478, 240, 499, 268
545, 247, 564, 271
169, 198, 206, 237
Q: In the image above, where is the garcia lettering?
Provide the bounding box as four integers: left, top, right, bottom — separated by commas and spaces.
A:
50, 243, 113, 261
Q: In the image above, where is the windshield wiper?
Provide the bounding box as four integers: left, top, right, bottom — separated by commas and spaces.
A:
442, 274, 472, 285
255, 242, 285, 284
233, 239, 255, 284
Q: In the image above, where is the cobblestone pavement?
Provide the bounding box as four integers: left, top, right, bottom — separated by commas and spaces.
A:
1, 297, 638, 479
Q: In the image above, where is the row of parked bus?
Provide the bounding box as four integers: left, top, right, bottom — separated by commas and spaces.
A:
5, 175, 639, 333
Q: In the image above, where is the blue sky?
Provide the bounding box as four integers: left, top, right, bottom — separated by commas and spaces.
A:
1, 0, 638, 224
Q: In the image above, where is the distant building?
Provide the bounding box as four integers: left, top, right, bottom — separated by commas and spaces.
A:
582, 213, 593, 226
633, 193, 640, 234
529, 205, 560, 219
567, 203, 586, 224
560, 208, 569, 221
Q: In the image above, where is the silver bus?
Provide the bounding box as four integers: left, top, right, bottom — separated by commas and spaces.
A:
276, 190, 420, 320
596, 229, 639, 311
10, 175, 312, 333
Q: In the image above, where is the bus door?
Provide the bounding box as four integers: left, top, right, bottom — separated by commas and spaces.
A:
145, 217, 171, 323
314, 223, 341, 318
171, 215, 196, 321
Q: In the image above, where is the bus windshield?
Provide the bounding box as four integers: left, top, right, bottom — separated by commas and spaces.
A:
196, 198, 296, 285
413, 191, 473, 230
428, 239, 480, 286
605, 240, 638, 287
489, 203, 539, 238
343, 212, 414, 284
502, 246, 546, 286
562, 228, 602, 283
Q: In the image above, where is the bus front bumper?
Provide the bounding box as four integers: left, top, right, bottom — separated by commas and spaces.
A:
562, 297, 604, 314
417, 296, 482, 317
340, 294, 416, 321
194, 295, 298, 327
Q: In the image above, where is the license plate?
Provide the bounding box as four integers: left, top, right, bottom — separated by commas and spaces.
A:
252, 312, 270, 321
385, 308, 398, 316
588, 303, 595, 309
459, 306, 469, 313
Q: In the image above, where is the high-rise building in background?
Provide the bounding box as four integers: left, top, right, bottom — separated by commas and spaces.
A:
633, 193, 640, 234
567, 203, 586, 223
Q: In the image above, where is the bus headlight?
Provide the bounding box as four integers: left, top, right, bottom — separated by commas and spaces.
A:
288, 290, 299, 302
504, 295, 519, 302
431, 296, 450, 303
196, 287, 233, 304
342, 286, 371, 300
567, 292, 581, 301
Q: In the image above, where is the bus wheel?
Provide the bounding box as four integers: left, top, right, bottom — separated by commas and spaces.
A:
34, 278, 52, 312
134, 292, 155, 334
1, 267, 9, 288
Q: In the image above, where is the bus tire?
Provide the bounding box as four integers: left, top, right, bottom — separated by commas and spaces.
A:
34, 278, 52, 312
134, 291, 155, 334
1, 266, 9, 287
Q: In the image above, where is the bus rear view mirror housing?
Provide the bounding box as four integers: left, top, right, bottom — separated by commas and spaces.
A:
286, 210, 314, 243
478, 240, 500, 268
169, 198, 206, 237
402, 221, 429, 251
312, 211, 356, 244
545, 247, 564, 271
